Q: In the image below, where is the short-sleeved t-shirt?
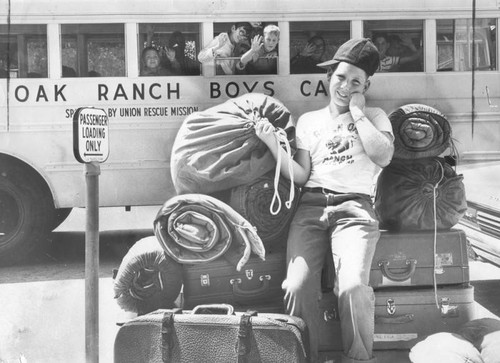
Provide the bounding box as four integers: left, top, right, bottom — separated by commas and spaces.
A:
296, 106, 393, 195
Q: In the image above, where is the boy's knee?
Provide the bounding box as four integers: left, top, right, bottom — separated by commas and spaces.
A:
282, 275, 319, 299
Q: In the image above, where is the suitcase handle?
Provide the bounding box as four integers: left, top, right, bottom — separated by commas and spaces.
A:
191, 303, 234, 315
378, 259, 417, 282
230, 275, 271, 297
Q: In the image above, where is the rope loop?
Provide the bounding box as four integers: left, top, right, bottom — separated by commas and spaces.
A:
269, 127, 295, 215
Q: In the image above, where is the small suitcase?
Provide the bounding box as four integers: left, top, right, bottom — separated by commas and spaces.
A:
370, 229, 469, 288
114, 304, 309, 363
182, 251, 286, 309
322, 229, 469, 291
318, 284, 475, 351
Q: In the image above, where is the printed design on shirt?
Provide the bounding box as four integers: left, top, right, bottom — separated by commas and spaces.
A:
320, 122, 358, 165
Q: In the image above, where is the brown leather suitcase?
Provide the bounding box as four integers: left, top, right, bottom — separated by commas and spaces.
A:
114, 304, 309, 363
182, 250, 286, 309
318, 284, 475, 351
322, 229, 469, 291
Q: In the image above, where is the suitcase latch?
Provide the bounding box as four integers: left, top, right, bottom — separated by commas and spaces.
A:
386, 298, 396, 315
200, 273, 210, 287
439, 297, 459, 317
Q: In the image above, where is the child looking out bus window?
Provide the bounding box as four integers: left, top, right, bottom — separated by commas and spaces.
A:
290, 35, 327, 74
197, 22, 252, 75
373, 33, 422, 72
140, 46, 172, 76
237, 24, 280, 75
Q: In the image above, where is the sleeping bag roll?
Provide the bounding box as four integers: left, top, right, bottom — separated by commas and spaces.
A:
170, 93, 295, 194
228, 169, 300, 249
113, 236, 183, 315
389, 103, 452, 159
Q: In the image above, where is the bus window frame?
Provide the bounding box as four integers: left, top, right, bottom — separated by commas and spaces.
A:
60, 23, 126, 78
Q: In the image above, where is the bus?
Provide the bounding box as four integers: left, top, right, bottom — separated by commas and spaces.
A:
1, 0, 499, 264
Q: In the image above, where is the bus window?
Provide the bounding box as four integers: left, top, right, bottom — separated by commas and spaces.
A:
364, 20, 424, 73
437, 19, 497, 72
61, 24, 125, 77
199, 22, 280, 76
290, 21, 350, 74
138, 23, 201, 76
0, 24, 47, 78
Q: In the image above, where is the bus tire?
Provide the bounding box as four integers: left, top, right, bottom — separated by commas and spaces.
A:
0, 164, 54, 266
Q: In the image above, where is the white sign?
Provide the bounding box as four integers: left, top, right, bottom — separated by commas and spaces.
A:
73, 107, 109, 163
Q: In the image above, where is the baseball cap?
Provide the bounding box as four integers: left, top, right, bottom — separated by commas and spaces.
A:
317, 38, 380, 76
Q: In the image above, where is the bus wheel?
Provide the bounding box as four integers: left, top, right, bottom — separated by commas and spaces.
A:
0, 165, 54, 266
51, 208, 72, 230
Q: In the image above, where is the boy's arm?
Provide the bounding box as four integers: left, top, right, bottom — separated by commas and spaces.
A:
255, 121, 311, 186
239, 35, 262, 67
350, 94, 394, 167
198, 34, 227, 63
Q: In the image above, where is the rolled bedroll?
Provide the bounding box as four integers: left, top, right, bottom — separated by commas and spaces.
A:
113, 236, 183, 314
153, 193, 266, 271
228, 169, 300, 248
389, 104, 452, 159
170, 93, 295, 194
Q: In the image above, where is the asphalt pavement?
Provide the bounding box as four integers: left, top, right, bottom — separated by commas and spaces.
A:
0, 206, 499, 363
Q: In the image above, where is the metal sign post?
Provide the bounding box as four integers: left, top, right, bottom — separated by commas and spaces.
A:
73, 107, 110, 363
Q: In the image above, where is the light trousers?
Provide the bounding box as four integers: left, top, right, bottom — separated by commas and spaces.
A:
282, 191, 380, 363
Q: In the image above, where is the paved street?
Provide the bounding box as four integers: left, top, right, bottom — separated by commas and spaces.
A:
0, 206, 499, 363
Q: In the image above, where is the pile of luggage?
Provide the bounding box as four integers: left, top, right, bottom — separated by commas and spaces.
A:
113, 99, 474, 362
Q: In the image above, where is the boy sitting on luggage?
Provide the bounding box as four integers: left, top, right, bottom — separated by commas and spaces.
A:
255, 38, 395, 363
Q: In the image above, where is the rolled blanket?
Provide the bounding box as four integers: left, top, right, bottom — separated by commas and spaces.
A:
228, 170, 300, 248
170, 93, 295, 194
374, 157, 467, 231
389, 104, 451, 159
113, 236, 183, 314
153, 194, 266, 271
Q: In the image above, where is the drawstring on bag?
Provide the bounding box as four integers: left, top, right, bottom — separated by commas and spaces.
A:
432, 160, 445, 309
269, 127, 295, 215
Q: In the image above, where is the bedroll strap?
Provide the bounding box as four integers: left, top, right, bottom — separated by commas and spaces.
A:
236, 311, 258, 363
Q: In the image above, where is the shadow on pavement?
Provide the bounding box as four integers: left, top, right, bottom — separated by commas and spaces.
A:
0, 229, 153, 284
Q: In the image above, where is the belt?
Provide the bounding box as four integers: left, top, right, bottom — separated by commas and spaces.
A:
301, 186, 339, 194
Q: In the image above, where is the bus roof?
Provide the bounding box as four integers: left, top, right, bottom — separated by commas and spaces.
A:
1, 0, 499, 23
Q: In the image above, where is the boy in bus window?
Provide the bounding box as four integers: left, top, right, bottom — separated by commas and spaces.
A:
140, 46, 172, 76
163, 31, 199, 76
237, 24, 279, 75
255, 38, 394, 363
197, 22, 252, 75
290, 35, 327, 74
373, 33, 422, 72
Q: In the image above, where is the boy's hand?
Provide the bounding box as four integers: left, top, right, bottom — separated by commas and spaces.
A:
217, 33, 229, 48
349, 93, 366, 113
165, 47, 176, 61
255, 119, 277, 148
251, 35, 263, 53
300, 43, 315, 57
